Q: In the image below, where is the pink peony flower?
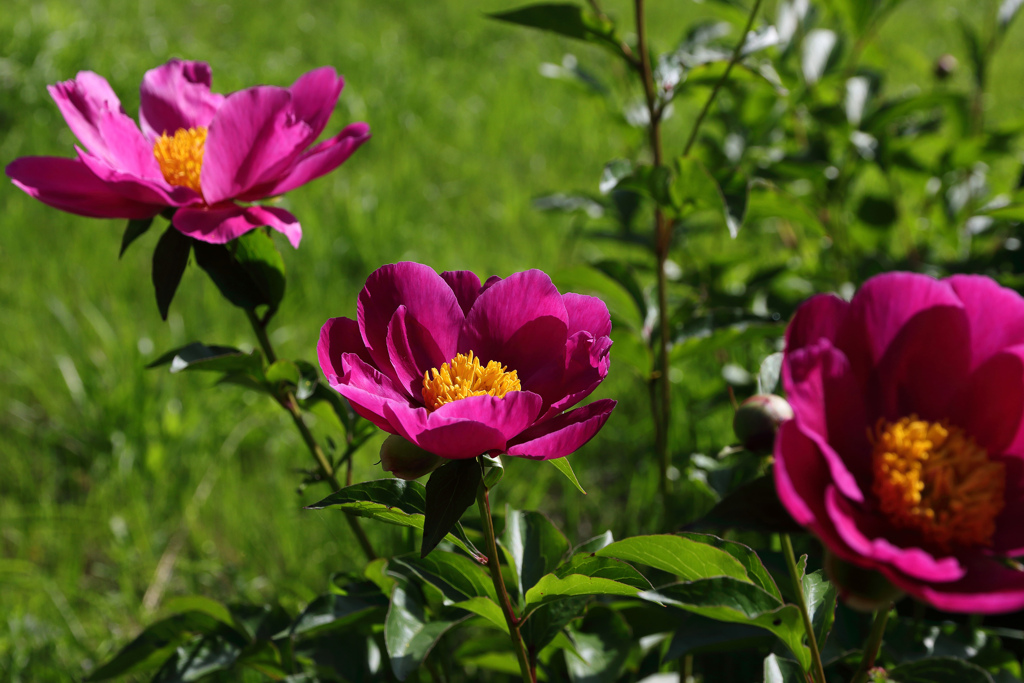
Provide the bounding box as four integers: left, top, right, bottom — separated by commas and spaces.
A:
6, 59, 370, 247
317, 262, 616, 461
775, 272, 1024, 613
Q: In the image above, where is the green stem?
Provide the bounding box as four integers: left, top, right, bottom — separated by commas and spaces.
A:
782, 535, 827, 683
851, 604, 891, 683
475, 476, 534, 683
245, 309, 377, 561
682, 0, 764, 156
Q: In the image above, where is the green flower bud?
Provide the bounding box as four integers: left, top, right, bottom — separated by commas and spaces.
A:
380, 435, 444, 481
733, 394, 794, 451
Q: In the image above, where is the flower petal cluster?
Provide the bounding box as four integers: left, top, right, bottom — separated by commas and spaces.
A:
6, 59, 370, 247
318, 262, 616, 461
776, 272, 1024, 613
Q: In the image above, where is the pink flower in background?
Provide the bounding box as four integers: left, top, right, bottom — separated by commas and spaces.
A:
318, 262, 616, 461
5, 59, 370, 247
775, 272, 1024, 613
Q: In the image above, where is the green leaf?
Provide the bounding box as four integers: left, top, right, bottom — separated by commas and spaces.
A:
151, 225, 192, 320
665, 614, 772, 661
120, 217, 154, 258
640, 578, 808, 670
306, 480, 483, 561
887, 657, 995, 683
591, 260, 647, 324
1000, 0, 1024, 33
502, 509, 571, 600
599, 159, 634, 194
524, 573, 641, 612
234, 229, 286, 312
192, 241, 267, 311
488, 3, 622, 55
86, 612, 238, 681
227, 603, 290, 642
596, 534, 752, 583
763, 653, 804, 683
575, 531, 614, 554
522, 598, 589, 652
152, 635, 241, 682
265, 359, 300, 386
385, 585, 464, 682
555, 554, 652, 591
146, 342, 263, 375
453, 596, 508, 633
549, 457, 586, 494
392, 551, 496, 603
422, 458, 481, 558
801, 568, 837, 649
677, 533, 781, 600
564, 607, 631, 683
695, 471, 802, 534
289, 589, 387, 637
671, 157, 733, 233
758, 352, 784, 394
293, 360, 320, 400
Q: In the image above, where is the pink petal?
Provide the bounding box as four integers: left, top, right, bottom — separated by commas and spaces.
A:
76, 147, 192, 206
783, 337, 870, 501
949, 275, 1024, 372
786, 293, 849, 351
357, 262, 463, 389
991, 454, 1024, 554
460, 270, 569, 389
542, 332, 612, 418
440, 271, 483, 316
507, 398, 615, 460
386, 305, 447, 398
6, 156, 163, 219
318, 317, 373, 381
946, 346, 1024, 455
563, 293, 612, 337
382, 403, 507, 460
201, 86, 303, 203
48, 71, 160, 178
431, 392, 544, 442
328, 352, 413, 431
139, 59, 225, 140
244, 123, 370, 199
774, 421, 847, 552
825, 488, 965, 583
886, 555, 1024, 614
284, 66, 344, 145
173, 204, 301, 247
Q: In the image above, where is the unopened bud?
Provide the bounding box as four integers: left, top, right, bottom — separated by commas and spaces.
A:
934, 54, 957, 80
733, 394, 793, 451
380, 435, 443, 481
824, 551, 904, 612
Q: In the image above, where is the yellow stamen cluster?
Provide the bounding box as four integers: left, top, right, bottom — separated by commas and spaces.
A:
153, 126, 207, 195
871, 415, 1005, 552
421, 351, 521, 411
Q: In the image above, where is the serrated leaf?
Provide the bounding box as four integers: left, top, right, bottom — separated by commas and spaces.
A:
306, 480, 483, 561
152, 226, 192, 320
503, 509, 571, 600
596, 535, 752, 583
422, 459, 481, 558
549, 457, 586, 494
385, 585, 464, 681
120, 217, 154, 258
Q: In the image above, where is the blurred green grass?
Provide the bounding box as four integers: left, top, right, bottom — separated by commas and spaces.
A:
2, 0, 1023, 678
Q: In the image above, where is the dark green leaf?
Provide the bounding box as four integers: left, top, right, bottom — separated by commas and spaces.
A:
694, 471, 802, 533
591, 259, 646, 323
665, 614, 772, 661
763, 653, 804, 683
502, 509, 571, 599
565, 607, 631, 683
293, 360, 320, 401
549, 457, 586, 494
385, 585, 463, 681
152, 226, 192, 320
888, 657, 995, 683
857, 195, 898, 227
234, 229, 286, 313
596, 534, 752, 583
392, 551, 496, 603
193, 241, 267, 311
488, 3, 622, 55
289, 589, 387, 637
306, 479, 483, 561
146, 342, 263, 375
422, 458, 481, 558
802, 568, 837, 649
120, 217, 154, 258
677, 533, 781, 600
228, 603, 290, 642
599, 159, 634, 194
152, 634, 241, 682
86, 611, 237, 681
575, 531, 614, 554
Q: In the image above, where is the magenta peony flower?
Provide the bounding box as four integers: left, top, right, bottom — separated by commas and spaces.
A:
5, 59, 370, 247
775, 272, 1024, 613
317, 262, 616, 462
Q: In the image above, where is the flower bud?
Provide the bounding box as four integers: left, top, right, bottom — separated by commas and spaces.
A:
380, 435, 444, 481
733, 394, 794, 451
824, 551, 905, 612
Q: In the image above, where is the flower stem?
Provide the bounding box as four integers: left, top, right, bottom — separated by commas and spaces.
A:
682, 0, 764, 157
475, 474, 534, 683
850, 604, 891, 683
244, 310, 376, 561
781, 535, 827, 683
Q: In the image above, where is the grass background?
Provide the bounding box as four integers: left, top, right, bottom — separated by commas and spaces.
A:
2, 0, 1023, 678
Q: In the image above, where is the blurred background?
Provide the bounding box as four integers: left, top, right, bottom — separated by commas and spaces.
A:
2, 0, 1023, 678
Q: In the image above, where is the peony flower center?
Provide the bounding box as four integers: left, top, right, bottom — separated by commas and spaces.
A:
421, 351, 521, 411
870, 415, 1005, 552
153, 127, 207, 195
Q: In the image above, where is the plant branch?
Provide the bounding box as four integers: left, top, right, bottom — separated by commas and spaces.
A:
682, 0, 764, 156
782, 535, 827, 683
851, 604, 891, 683
245, 309, 377, 561
476, 473, 534, 683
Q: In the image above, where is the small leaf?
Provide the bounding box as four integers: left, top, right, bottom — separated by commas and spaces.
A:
523, 598, 589, 652
763, 653, 804, 683
146, 342, 263, 375
152, 226, 192, 320
600, 159, 634, 194
565, 607, 631, 683
265, 359, 301, 386
453, 596, 508, 633
488, 3, 623, 56
677, 533, 781, 600
385, 585, 464, 682
120, 217, 154, 258
193, 241, 267, 311
801, 568, 837, 649
555, 554, 652, 591
524, 574, 641, 612
671, 158, 732, 232
596, 535, 752, 583
887, 657, 995, 683
549, 457, 586, 494
1000, 0, 1024, 33
234, 229, 286, 312
503, 509, 571, 599
392, 551, 497, 603
293, 360, 320, 400
758, 352, 784, 394
422, 459, 482, 558
152, 635, 241, 682
575, 531, 614, 554
306, 480, 483, 561
289, 589, 388, 637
